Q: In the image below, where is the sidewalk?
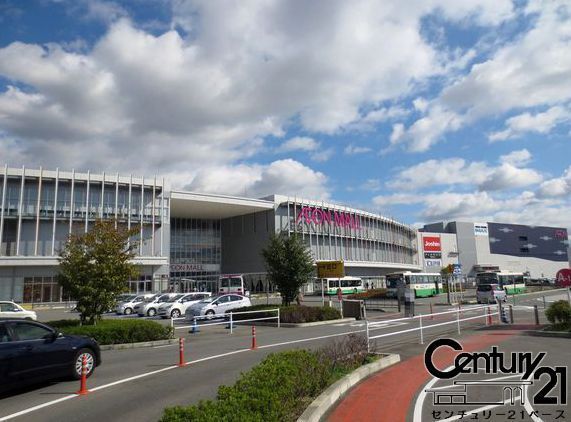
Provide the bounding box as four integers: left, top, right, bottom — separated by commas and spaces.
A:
328, 329, 519, 422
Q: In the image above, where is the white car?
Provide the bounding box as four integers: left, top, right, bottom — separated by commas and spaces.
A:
0, 301, 37, 320
135, 293, 179, 317
185, 294, 252, 320
158, 292, 212, 319
116, 294, 154, 315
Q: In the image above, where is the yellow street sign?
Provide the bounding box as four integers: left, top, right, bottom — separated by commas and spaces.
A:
316, 261, 345, 278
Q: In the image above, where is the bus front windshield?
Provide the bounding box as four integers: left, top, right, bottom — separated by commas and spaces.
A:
386, 276, 402, 288
477, 273, 498, 285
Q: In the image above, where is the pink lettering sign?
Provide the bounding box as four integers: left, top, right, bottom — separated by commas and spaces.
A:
295, 206, 361, 230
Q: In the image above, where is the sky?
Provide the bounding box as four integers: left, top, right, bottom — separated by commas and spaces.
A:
0, 0, 570, 232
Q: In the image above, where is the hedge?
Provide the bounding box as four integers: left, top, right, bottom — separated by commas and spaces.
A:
228, 304, 341, 323
47, 319, 174, 345
160, 344, 371, 422
347, 288, 389, 300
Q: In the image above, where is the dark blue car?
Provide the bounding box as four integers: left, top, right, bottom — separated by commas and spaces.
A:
0, 320, 101, 393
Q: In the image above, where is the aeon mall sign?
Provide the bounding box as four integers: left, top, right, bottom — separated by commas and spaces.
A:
295, 206, 361, 230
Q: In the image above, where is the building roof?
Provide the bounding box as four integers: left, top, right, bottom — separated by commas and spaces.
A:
169, 191, 275, 219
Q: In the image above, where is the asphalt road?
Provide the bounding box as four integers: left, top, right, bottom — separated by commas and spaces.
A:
2, 288, 567, 422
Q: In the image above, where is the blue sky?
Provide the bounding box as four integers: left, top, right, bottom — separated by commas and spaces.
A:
0, 0, 570, 230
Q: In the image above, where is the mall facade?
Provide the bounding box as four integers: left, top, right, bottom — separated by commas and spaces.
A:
0, 166, 420, 302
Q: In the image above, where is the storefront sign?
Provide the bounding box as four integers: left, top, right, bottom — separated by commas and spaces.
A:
169, 263, 221, 273
424, 252, 442, 259
423, 236, 441, 252
474, 223, 488, 236
316, 261, 345, 278
296, 206, 361, 230
556, 269, 571, 287
425, 259, 442, 268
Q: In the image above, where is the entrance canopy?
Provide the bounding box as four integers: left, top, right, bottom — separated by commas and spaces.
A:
170, 191, 275, 219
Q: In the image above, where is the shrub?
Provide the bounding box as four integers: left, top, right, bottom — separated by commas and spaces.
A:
545, 300, 571, 325
319, 333, 370, 369
160, 350, 335, 422
46, 319, 174, 345
228, 304, 341, 323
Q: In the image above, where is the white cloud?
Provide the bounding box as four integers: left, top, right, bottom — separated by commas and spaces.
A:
489, 106, 571, 141
310, 148, 335, 163
479, 163, 543, 191
187, 159, 330, 199
277, 136, 319, 152
537, 166, 571, 198
387, 158, 492, 190
394, 1, 571, 151
344, 144, 372, 155
0, 1, 517, 174
499, 149, 532, 166
360, 178, 382, 192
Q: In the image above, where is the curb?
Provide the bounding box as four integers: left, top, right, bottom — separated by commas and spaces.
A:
99, 338, 177, 351
236, 318, 356, 328
526, 330, 571, 338
297, 353, 401, 422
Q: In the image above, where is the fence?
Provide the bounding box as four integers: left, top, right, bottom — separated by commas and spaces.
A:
365, 304, 499, 352
170, 308, 280, 334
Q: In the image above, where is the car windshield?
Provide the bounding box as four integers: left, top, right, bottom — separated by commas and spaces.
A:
478, 284, 492, 291
133, 295, 147, 302
121, 295, 137, 302
167, 294, 184, 302
158, 295, 172, 302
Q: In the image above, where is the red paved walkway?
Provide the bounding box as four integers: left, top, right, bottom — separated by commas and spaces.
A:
328, 331, 518, 422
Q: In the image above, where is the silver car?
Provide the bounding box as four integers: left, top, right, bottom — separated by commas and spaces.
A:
185, 294, 252, 320
135, 293, 178, 317
116, 294, 154, 315
476, 284, 507, 304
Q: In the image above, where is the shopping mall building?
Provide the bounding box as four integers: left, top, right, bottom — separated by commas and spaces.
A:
418, 221, 570, 280
0, 165, 420, 302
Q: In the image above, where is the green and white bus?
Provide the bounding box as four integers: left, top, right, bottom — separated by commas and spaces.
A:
386, 272, 443, 298
314, 277, 365, 295
475, 271, 527, 294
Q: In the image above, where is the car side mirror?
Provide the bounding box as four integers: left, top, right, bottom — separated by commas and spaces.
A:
44, 331, 58, 342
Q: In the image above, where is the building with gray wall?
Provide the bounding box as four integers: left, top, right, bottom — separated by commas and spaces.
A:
0, 166, 420, 302
421, 221, 570, 279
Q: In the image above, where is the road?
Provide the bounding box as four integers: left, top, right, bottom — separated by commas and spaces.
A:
1, 288, 567, 422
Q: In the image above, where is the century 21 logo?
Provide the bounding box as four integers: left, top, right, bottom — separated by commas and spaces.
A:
424, 339, 568, 405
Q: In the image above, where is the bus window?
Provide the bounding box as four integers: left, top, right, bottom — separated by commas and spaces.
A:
514, 275, 524, 285
405, 276, 411, 285
329, 279, 339, 288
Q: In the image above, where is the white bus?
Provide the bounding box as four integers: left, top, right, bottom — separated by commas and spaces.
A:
386, 272, 442, 298
475, 271, 527, 294
314, 277, 365, 295
219, 274, 249, 296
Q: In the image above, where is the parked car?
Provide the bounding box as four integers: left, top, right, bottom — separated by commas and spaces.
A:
185, 294, 252, 320
0, 301, 37, 321
476, 284, 507, 304
135, 293, 179, 317
115, 294, 154, 315
0, 320, 101, 393
158, 292, 212, 319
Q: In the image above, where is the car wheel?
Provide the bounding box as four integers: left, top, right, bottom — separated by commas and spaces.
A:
147, 308, 156, 317
72, 348, 96, 380
124, 307, 132, 315
171, 309, 181, 319
205, 310, 215, 320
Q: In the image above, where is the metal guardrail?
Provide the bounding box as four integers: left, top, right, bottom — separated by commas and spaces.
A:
169, 308, 280, 334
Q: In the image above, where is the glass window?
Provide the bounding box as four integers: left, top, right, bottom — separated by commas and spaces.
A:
0, 324, 12, 342
0, 302, 19, 312
13, 323, 52, 341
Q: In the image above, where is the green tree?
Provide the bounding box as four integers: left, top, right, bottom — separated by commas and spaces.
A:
261, 233, 315, 306
58, 220, 139, 324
